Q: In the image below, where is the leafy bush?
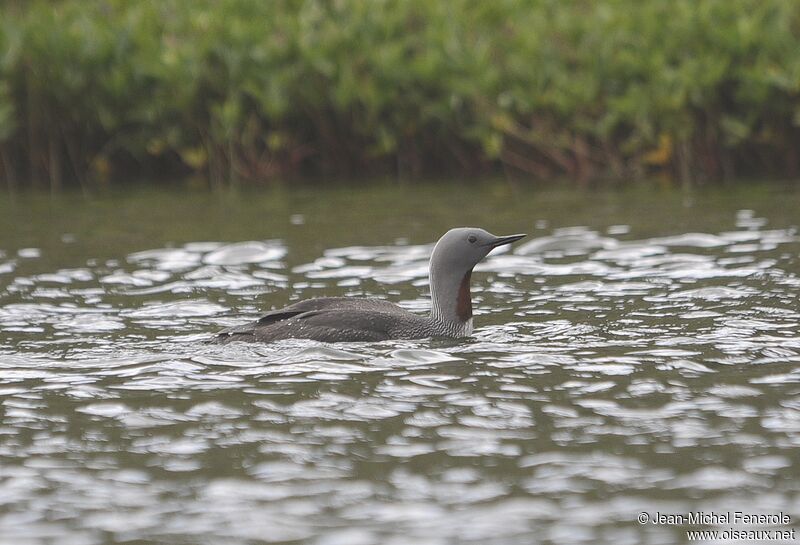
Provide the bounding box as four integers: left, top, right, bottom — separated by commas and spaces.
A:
1, 0, 799, 188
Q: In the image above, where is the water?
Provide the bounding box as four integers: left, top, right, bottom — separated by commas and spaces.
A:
1, 182, 799, 544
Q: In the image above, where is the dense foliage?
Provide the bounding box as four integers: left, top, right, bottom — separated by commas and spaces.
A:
1, 0, 799, 188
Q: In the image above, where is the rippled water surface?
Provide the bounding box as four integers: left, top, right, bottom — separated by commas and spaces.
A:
1, 183, 799, 544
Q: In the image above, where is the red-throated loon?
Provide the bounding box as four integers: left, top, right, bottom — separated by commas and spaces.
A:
213, 228, 525, 343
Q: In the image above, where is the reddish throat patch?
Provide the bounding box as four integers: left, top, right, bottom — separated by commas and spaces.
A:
456, 271, 473, 321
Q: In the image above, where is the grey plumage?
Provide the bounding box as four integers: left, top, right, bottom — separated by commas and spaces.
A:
213, 228, 525, 344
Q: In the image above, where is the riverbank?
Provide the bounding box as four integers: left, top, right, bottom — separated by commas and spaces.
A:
1, 0, 799, 189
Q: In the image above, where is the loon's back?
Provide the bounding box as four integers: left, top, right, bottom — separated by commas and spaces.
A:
213, 297, 431, 343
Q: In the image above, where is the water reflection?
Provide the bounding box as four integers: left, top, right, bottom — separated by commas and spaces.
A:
0, 189, 799, 544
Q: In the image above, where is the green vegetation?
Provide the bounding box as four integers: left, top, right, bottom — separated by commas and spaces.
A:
1, 0, 799, 189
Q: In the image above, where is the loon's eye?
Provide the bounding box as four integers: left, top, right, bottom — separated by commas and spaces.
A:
468, 234, 477, 244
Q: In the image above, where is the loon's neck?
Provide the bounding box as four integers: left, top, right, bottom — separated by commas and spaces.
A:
429, 268, 474, 334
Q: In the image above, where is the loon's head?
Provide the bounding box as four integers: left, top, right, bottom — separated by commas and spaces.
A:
430, 227, 526, 275
428, 227, 526, 325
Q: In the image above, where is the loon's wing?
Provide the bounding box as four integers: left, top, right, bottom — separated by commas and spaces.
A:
256, 309, 395, 342
213, 298, 409, 344
255, 297, 401, 325
217, 308, 421, 343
